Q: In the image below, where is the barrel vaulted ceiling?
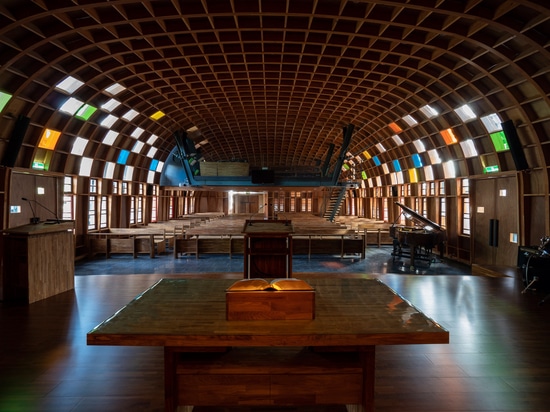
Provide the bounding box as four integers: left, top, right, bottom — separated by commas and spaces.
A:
0, 0, 549, 187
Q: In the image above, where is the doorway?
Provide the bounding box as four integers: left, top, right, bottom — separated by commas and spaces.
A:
234, 193, 266, 216
472, 175, 519, 267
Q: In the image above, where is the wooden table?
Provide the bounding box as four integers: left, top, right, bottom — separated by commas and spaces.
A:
87, 277, 448, 412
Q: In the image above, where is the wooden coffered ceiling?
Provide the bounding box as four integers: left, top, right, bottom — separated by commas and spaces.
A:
0, 0, 549, 184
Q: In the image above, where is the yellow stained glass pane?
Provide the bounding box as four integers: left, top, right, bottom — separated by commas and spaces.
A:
409, 168, 418, 183
150, 110, 165, 120
32, 148, 53, 171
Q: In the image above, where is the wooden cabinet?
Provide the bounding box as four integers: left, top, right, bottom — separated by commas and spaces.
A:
2, 221, 75, 304
175, 347, 364, 407
242, 220, 293, 278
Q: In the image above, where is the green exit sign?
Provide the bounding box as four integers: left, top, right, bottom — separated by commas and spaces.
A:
484, 165, 499, 173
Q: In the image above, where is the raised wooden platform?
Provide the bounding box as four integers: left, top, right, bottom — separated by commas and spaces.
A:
471, 264, 517, 278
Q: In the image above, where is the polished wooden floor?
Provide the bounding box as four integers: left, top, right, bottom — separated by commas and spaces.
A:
1, 253, 550, 412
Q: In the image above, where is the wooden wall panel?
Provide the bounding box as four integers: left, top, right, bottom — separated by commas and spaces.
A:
8, 172, 61, 228
523, 196, 548, 246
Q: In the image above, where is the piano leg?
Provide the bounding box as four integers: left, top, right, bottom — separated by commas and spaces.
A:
411, 245, 436, 270
392, 239, 401, 262
410, 245, 416, 270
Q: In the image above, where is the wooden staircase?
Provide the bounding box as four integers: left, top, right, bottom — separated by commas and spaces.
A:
322, 186, 346, 222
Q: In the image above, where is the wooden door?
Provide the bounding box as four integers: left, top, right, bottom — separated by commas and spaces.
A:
236, 194, 264, 215
473, 176, 519, 267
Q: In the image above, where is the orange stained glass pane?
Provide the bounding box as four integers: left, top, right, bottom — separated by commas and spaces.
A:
362, 150, 371, 159
38, 128, 61, 150
440, 128, 458, 144
389, 122, 402, 133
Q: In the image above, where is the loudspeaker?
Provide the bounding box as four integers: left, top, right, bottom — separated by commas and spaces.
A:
173, 130, 186, 156
489, 219, 499, 247
183, 136, 196, 155
501, 120, 529, 171
251, 169, 275, 184
2, 115, 30, 167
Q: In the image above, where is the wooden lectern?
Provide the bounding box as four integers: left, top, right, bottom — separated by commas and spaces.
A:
242, 219, 294, 278
2, 221, 75, 304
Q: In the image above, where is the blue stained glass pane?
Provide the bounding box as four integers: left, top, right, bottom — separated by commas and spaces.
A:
373, 156, 381, 166
117, 149, 130, 165
149, 159, 159, 171
412, 153, 423, 168
392, 159, 401, 172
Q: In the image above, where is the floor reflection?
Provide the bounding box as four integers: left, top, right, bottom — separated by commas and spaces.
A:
74, 246, 472, 278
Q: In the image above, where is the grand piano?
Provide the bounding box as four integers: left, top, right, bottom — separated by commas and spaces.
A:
390, 202, 447, 269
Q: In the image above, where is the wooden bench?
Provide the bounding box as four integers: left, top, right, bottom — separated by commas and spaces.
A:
362, 228, 394, 247
172, 214, 366, 259
175, 233, 364, 259
88, 228, 172, 258
333, 218, 393, 247
293, 233, 365, 258
174, 235, 245, 259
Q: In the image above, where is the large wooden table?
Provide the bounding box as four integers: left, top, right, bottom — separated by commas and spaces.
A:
87, 277, 448, 412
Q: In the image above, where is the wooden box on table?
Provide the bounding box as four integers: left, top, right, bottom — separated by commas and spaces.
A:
226, 278, 315, 320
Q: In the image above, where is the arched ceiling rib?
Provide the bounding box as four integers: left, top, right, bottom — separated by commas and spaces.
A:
0, 0, 549, 184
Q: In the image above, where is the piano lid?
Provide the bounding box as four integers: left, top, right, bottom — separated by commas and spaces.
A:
394, 202, 444, 232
